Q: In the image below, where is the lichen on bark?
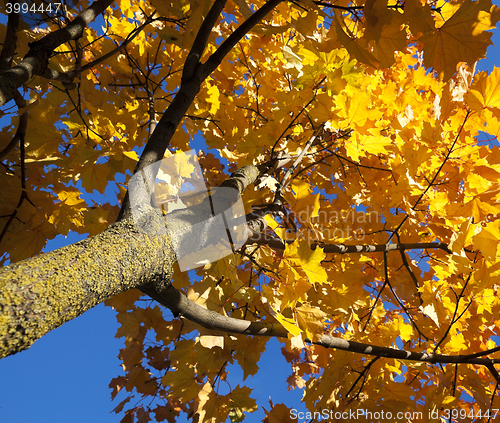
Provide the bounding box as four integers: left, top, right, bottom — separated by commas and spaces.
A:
0, 164, 260, 358
0, 211, 175, 358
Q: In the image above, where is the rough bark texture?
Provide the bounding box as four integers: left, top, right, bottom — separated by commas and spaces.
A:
0, 211, 175, 358
0, 165, 260, 358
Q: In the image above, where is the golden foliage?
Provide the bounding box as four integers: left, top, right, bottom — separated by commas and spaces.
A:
2, 0, 500, 421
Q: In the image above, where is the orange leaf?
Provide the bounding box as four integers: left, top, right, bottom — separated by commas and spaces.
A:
419, 0, 500, 80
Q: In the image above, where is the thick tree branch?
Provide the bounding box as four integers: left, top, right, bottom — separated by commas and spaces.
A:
0, 4, 20, 72
118, 0, 283, 219
0, 161, 260, 359
0, 0, 115, 106
0, 212, 175, 358
199, 0, 283, 80
146, 283, 500, 367
161, 165, 260, 259
183, 0, 228, 81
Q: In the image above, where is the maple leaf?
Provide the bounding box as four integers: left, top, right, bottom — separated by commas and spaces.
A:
109, 376, 128, 400
330, 16, 379, 68
115, 309, 148, 343
283, 179, 321, 222
295, 303, 327, 341
152, 404, 180, 423
282, 240, 327, 285
404, 0, 435, 37
465, 67, 500, 111
233, 336, 268, 380
473, 220, 500, 259
263, 402, 298, 423
228, 385, 258, 419
193, 382, 230, 423
419, 0, 500, 80
161, 366, 200, 403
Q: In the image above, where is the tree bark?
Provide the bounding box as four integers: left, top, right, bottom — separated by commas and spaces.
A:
0, 0, 284, 359
0, 212, 175, 358
0, 164, 259, 358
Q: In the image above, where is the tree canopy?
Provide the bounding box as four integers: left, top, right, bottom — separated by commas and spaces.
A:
2, 0, 500, 421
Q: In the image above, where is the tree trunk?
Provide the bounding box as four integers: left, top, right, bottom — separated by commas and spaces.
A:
0, 164, 259, 358
0, 213, 175, 358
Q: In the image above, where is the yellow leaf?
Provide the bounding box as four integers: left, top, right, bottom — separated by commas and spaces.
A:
79, 163, 110, 194
284, 179, 320, 222
466, 67, 500, 111
193, 381, 230, 423
229, 385, 258, 414
398, 319, 413, 342
404, 0, 435, 37
331, 16, 378, 68
335, 92, 383, 128
233, 337, 267, 381
57, 190, 86, 207
283, 240, 327, 285
268, 306, 302, 337
442, 395, 458, 406
4, 219, 57, 263
199, 335, 224, 349
295, 303, 327, 340
263, 403, 298, 423
473, 220, 500, 259
446, 332, 467, 353
123, 150, 139, 161
419, 0, 500, 80
161, 366, 199, 403
448, 219, 476, 255
206, 84, 220, 115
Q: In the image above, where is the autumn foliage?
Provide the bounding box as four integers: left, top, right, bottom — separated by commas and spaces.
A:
2, 0, 500, 421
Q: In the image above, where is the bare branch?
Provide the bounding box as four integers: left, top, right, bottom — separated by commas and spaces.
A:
345, 357, 380, 402
321, 242, 452, 254
245, 233, 452, 255
0, 0, 115, 106
0, 2, 20, 71
143, 283, 500, 366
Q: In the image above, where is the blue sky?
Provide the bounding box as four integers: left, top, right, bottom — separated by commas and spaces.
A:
1, 8, 500, 423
